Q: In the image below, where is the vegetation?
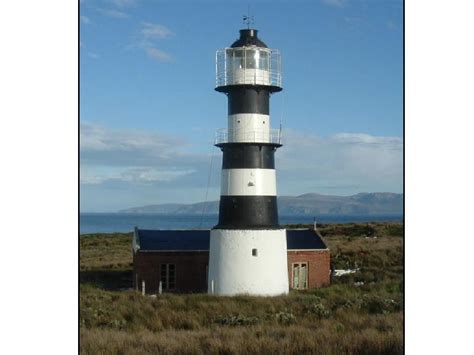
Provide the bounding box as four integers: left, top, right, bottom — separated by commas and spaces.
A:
80, 222, 403, 354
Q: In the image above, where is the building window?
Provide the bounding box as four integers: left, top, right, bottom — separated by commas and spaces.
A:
252, 248, 258, 257
160, 264, 176, 291
292, 263, 308, 290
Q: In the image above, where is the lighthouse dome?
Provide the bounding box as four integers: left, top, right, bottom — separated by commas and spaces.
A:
230, 29, 268, 48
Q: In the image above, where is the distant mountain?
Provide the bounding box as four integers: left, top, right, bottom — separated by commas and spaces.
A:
118, 192, 403, 215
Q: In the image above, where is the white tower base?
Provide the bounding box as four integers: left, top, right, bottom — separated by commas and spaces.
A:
208, 229, 289, 296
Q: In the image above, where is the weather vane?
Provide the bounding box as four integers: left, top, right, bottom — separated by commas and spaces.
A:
243, 5, 254, 29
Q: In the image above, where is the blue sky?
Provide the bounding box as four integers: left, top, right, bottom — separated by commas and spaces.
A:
80, 0, 403, 212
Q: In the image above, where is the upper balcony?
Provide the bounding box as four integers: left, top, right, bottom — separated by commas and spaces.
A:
215, 128, 282, 146
216, 47, 282, 92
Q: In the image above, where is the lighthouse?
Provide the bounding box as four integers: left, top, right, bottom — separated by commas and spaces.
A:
208, 28, 289, 296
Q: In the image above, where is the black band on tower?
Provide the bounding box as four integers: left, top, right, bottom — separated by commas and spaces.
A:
227, 87, 270, 115
215, 196, 280, 229
221, 144, 275, 169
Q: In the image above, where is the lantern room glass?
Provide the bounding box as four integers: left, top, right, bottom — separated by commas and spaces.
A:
216, 47, 281, 88
225, 48, 270, 71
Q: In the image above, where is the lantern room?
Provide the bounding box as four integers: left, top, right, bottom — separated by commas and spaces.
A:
215, 29, 282, 91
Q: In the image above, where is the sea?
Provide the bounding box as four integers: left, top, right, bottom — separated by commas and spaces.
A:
79, 213, 403, 235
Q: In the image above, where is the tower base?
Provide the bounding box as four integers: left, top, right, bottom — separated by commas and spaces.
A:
208, 229, 289, 296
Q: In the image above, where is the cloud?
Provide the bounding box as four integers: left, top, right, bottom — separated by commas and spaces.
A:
145, 47, 171, 61
121, 168, 196, 183
107, 0, 137, 7
330, 132, 401, 146
81, 167, 195, 185
140, 22, 174, 39
132, 22, 174, 61
97, 8, 129, 19
87, 52, 100, 59
277, 130, 403, 195
321, 0, 347, 7
80, 123, 402, 210
387, 21, 397, 31
81, 122, 184, 161
344, 16, 364, 27
80, 121, 216, 211
80, 16, 91, 24
80, 122, 211, 186
80, 174, 104, 185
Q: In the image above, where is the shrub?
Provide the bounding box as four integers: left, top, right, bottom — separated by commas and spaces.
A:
274, 311, 296, 325
360, 295, 400, 314
215, 314, 260, 327
306, 302, 330, 319
333, 322, 346, 333
386, 224, 404, 237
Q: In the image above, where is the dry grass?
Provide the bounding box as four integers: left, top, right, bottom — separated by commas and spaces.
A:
79, 222, 403, 354
80, 233, 132, 270
81, 321, 403, 355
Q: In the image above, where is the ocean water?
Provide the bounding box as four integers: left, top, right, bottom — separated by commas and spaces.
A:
79, 213, 403, 234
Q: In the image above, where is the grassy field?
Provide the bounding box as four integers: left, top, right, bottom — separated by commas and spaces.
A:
80, 222, 403, 354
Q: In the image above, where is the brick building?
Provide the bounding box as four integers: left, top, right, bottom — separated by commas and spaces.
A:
133, 228, 330, 294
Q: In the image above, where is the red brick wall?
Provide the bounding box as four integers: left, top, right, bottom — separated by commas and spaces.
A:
133, 251, 209, 294
287, 250, 331, 289
133, 249, 330, 294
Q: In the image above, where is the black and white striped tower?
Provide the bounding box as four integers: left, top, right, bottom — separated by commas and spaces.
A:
208, 28, 289, 296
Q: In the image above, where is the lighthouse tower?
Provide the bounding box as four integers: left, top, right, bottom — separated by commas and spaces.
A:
208, 28, 289, 296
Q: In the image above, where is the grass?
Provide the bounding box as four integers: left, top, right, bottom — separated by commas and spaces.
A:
80, 222, 403, 354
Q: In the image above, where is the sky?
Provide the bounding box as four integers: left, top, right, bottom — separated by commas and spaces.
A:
80, 0, 403, 212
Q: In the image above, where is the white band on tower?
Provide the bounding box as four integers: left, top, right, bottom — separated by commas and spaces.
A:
227, 113, 271, 143
221, 168, 277, 196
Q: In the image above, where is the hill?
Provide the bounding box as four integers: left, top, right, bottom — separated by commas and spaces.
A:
118, 192, 402, 215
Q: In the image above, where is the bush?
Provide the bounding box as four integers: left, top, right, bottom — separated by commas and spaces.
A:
274, 311, 296, 325
360, 295, 400, 314
215, 314, 260, 326
386, 224, 404, 237
306, 302, 330, 319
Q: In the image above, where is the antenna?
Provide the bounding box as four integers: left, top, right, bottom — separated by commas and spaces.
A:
243, 5, 254, 29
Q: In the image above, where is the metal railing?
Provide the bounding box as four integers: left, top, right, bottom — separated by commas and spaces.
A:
216, 47, 282, 88
215, 128, 282, 145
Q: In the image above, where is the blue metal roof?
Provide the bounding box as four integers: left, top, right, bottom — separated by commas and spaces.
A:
286, 229, 327, 250
137, 229, 211, 251
136, 229, 327, 251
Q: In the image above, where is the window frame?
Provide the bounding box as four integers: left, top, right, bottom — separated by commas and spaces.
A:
160, 263, 176, 291
291, 262, 309, 290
